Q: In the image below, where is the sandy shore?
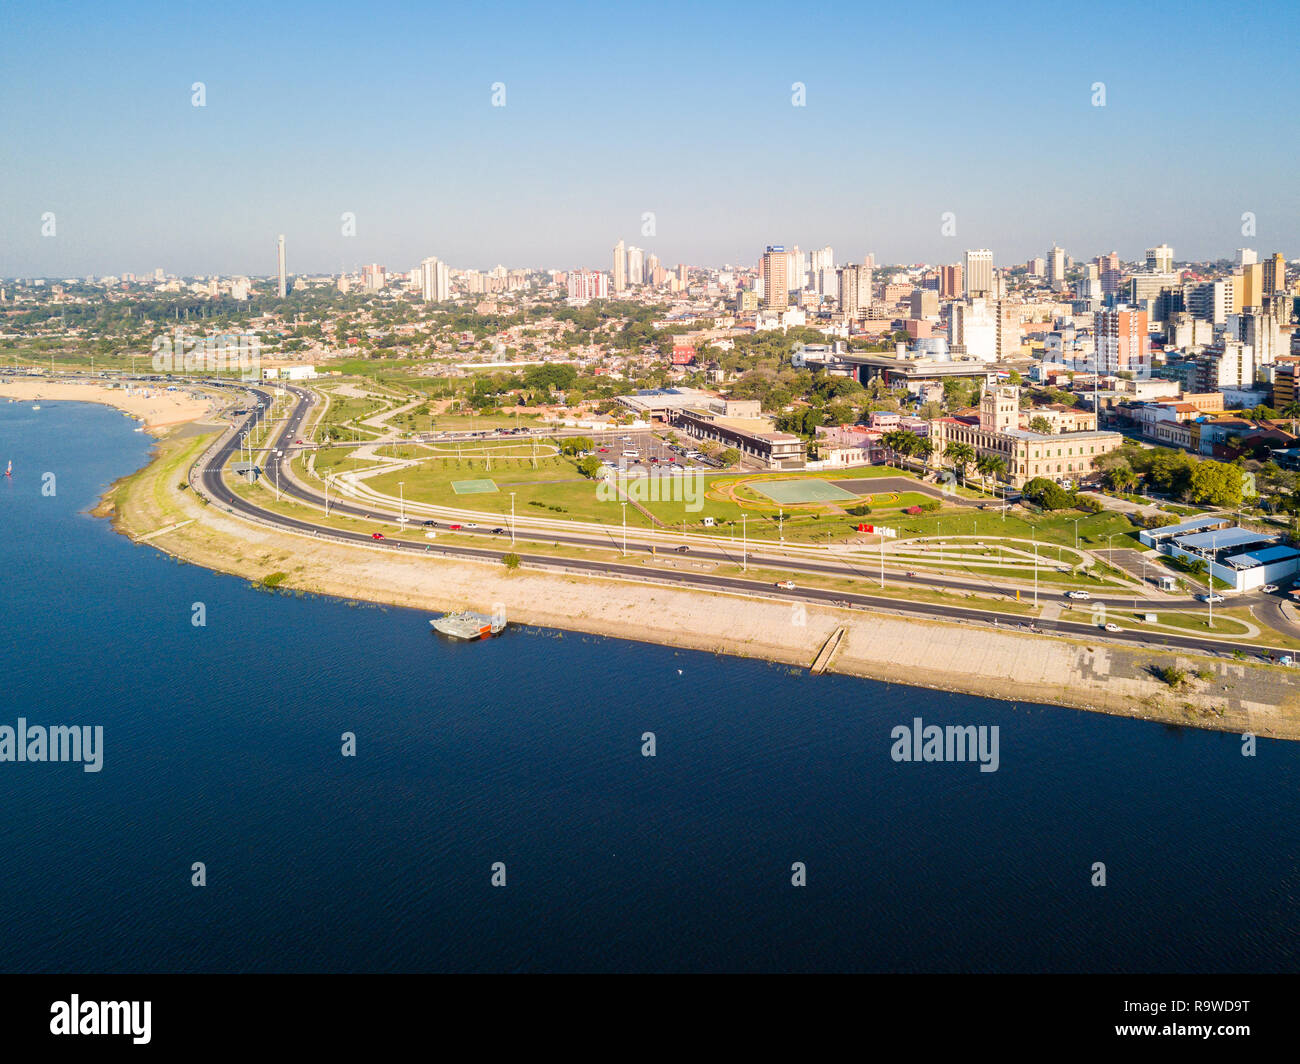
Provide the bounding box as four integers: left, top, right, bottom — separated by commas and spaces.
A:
0, 378, 219, 434
95, 429, 1300, 741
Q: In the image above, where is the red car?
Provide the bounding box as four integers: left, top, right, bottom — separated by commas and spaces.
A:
449, 523, 462, 531
598, 447, 609, 453
371, 532, 385, 540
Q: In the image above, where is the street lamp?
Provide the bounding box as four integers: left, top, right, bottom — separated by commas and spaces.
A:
779, 508, 784, 545
742, 513, 747, 572
621, 501, 627, 558
510, 491, 516, 546
399, 481, 405, 524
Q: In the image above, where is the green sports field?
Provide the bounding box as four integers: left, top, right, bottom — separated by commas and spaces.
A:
750, 479, 859, 504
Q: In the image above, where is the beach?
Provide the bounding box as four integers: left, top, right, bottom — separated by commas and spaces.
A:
0, 378, 220, 434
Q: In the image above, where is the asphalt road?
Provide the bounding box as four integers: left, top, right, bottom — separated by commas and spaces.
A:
187, 380, 1293, 661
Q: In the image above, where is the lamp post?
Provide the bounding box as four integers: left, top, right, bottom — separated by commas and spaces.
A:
1208, 534, 1216, 627
621, 501, 627, 558
399, 481, 405, 524
779, 508, 784, 545
510, 491, 516, 546
742, 513, 747, 573
1033, 528, 1038, 608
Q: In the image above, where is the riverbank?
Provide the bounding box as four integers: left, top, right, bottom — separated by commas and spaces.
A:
100, 428, 1300, 740
0, 377, 219, 433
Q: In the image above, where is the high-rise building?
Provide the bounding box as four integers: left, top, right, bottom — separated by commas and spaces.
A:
626, 246, 645, 286
1238, 262, 1264, 310
761, 246, 789, 310
1264, 252, 1287, 296
963, 249, 992, 298
276, 235, 287, 298
677, 263, 688, 288
1146, 244, 1174, 274
810, 246, 834, 275
612, 240, 626, 293
1046, 245, 1066, 289
566, 269, 609, 302
1027, 257, 1045, 278
939, 264, 963, 300
1096, 306, 1149, 376
948, 298, 998, 361
1238, 248, 1258, 267
420, 257, 449, 302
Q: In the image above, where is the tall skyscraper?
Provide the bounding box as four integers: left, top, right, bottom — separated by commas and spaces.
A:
626, 246, 644, 287
963, 249, 992, 298
939, 264, 963, 300
1264, 251, 1287, 295
612, 240, 626, 293
420, 257, 449, 302
1046, 245, 1066, 289
761, 246, 789, 310
1096, 307, 1149, 376
276, 235, 287, 298
677, 263, 688, 288
1238, 248, 1258, 267
1146, 244, 1174, 274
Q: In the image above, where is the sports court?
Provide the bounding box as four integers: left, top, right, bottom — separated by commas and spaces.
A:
451, 478, 499, 495
750, 479, 858, 504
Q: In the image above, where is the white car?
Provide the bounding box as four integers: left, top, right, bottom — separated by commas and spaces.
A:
775, 580, 796, 590
1066, 590, 1090, 600
1199, 593, 1225, 604
1104, 622, 1121, 632
1261, 584, 1279, 593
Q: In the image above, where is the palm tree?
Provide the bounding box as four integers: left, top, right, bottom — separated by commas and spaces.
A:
944, 441, 975, 485
1283, 401, 1300, 437
976, 453, 1006, 491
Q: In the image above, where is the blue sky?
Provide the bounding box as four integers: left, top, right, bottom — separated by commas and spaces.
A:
1, 0, 1295, 277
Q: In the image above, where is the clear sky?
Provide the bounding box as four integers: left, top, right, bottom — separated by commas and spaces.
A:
1, 0, 1295, 278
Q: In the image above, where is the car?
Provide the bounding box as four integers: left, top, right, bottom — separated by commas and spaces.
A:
449, 523, 462, 530
295, 438, 304, 444
776, 580, 796, 590
491, 527, 506, 535
1066, 590, 1090, 600
464, 522, 478, 529
1199, 593, 1225, 604
1261, 584, 1279, 593
371, 532, 385, 540
674, 545, 690, 553
1104, 622, 1121, 632
598, 447, 609, 453
422, 519, 437, 527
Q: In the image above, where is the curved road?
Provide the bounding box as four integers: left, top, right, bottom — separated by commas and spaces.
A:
188, 380, 1292, 661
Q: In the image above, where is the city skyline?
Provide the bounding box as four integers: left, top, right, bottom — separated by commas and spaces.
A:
2, 0, 1297, 276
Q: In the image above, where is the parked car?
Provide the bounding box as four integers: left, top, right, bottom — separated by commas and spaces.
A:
1261, 584, 1279, 593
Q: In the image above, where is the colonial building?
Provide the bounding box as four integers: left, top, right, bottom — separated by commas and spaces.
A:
930, 386, 1123, 488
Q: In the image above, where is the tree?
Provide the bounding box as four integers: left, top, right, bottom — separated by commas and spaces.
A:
975, 453, 1006, 488
1022, 477, 1077, 510
1188, 460, 1244, 507
720, 447, 741, 467
502, 552, 521, 571
944, 441, 975, 483
1028, 415, 1053, 434
576, 456, 602, 478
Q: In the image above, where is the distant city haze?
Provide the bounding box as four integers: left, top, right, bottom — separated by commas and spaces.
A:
1, 0, 1296, 276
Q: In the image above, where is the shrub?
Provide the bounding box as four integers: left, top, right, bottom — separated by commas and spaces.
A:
905, 505, 923, 515
919, 500, 941, 513
846, 504, 872, 517
502, 553, 521, 571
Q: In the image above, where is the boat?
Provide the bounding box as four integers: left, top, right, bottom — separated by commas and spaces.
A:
429, 610, 505, 640
31, 405, 40, 410
4, 460, 10, 478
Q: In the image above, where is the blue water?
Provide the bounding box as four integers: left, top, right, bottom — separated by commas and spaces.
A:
1, 400, 1299, 973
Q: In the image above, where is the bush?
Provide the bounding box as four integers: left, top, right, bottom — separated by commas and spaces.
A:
846, 504, 872, 517
905, 505, 923, 515
1075, 495, 1104, 514
502, 553, 521, 571
919, 500, 941, 513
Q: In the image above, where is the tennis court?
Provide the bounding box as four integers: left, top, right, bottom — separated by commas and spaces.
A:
451, 478, 499, 495
750, 479, 858, 504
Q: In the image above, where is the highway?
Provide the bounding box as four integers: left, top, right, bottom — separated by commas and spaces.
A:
188, 380, 1292, 661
